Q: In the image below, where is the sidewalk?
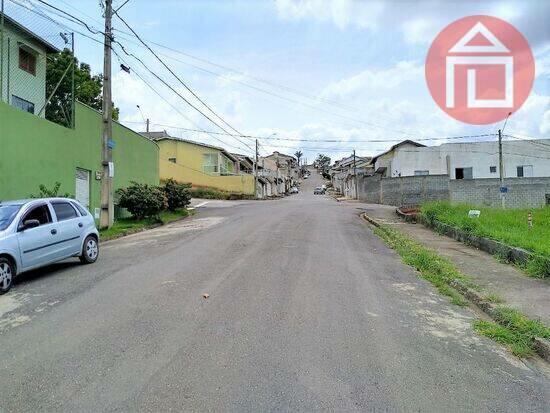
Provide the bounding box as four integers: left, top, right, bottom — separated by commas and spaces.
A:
355, 202, 550, 325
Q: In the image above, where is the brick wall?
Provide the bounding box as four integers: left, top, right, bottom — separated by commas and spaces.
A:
357, 174, 550, 208
450, 178, 550, 208
358, 175, 449, 207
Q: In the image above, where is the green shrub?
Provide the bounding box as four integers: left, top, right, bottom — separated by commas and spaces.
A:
162, 179, 191, 211
30, 182, 72, 198
116, 182, 167, 219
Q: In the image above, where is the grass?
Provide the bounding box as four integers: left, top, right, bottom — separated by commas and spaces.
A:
373, 224, 471, 306
484, 293, 505, 304
371, 220, 550, 358
99, 208, 190, 240
421, 201, 550, 278
187, 187, 254, 200
474, 307, 550, 357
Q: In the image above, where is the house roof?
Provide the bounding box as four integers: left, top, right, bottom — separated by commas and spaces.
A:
141, 131, 238, 161
370, 140, 425, 164
2, 13, 60, 53
231, 153, 254, 167
265, 151, 297, 161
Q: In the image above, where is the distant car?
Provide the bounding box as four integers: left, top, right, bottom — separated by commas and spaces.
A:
289, 186, 299, 194
303, 175, 309, 179
314, 187, 325, 195
0, 198, 99, 294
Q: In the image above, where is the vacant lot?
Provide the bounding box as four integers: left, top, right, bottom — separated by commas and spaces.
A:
421, 201, 550, 258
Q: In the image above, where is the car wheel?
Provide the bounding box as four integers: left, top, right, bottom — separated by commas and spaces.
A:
80, 235, 99, 264
0, 257, 14, 295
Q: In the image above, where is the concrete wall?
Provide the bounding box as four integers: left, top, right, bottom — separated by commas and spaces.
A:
0, 101, 159, 216
357, 174, 550, 208
450, 178, 550, 208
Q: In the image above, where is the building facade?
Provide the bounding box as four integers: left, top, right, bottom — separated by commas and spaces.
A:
145, 132, 255, 195
373, 139, 550, 179
0, 14, 59, 117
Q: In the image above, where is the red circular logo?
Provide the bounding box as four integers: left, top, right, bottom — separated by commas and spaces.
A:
425, 15, 535, 125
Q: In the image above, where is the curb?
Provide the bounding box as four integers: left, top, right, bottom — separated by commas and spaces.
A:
362, 211, 550, 363
415, 215, 550, 278
100, 211, 192, 244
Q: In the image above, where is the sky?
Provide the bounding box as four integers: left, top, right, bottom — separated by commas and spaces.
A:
6, 0, 550, 162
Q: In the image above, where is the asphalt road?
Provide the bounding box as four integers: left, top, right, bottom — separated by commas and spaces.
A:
1, 171, 548, 412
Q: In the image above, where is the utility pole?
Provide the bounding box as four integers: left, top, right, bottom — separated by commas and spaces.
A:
70, 32, 75, 128
254, 138, 259, 198
353, 149, 358, 199
100, 0, 114, 228
146, 118, 150, 133
498, 129, 505, 209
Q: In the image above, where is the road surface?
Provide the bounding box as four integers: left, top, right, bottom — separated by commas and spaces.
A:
1, 170, 548, 412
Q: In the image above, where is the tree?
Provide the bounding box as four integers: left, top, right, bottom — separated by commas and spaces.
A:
315, 154, 331, 173
294, 150, 303, 165
46, 49, 119, 127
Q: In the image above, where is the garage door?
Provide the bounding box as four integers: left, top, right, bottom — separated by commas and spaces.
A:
75, 168, 90, 211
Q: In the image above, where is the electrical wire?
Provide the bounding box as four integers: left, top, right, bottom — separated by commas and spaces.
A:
112, 47, 257, 155
113, 9, 248, 139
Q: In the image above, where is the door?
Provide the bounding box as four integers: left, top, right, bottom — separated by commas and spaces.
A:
17, 204, 58, 270
51, 201, 83, 258
75, 168, 90, 211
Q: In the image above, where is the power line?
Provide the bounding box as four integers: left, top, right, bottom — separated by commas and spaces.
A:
44, 1, 419, 136
119, 122, 498, 144
33, 0, 103, 34
112, 40, 256, 153
112, 9, 248, 140
112, 47, 258, 155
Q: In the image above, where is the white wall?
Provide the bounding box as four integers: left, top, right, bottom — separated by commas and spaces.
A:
391, 146, 447, 177
382, 140, 550, 179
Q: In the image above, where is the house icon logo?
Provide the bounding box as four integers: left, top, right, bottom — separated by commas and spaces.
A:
426, 16, 535, 125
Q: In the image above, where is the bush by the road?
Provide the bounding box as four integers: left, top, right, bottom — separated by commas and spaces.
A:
163, 179, 191, 211
116, 182, 167, 219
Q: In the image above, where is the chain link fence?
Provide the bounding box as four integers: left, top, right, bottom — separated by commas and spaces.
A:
1, 0, 75, 127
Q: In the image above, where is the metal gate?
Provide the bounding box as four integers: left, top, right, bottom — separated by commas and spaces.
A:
75, 168, 90, 210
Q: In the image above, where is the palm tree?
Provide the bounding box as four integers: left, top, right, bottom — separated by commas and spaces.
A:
294, 150, 303, 165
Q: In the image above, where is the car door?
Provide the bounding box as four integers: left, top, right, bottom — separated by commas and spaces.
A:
16, 203, 58, 270
50, 201, 83, 258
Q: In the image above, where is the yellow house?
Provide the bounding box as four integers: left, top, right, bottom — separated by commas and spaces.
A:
144, 132, 255, 194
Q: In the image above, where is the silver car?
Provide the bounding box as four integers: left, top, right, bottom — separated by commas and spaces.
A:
0, 198, 99, 294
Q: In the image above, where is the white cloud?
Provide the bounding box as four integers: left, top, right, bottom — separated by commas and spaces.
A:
275, 0, 384, 30
321, 61, 424, 99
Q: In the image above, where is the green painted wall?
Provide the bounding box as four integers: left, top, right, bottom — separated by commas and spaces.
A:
0, 101, 159, 217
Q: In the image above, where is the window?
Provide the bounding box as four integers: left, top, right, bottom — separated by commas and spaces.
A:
490, 166, 497, 173
455, 167, 473, 180
414, 170, 429, 176
168, 157, 176, 163
20, 204, 52, 228
52, 202, 78, 221
517, 165, 533, 178
203, 153, 219, 174
0, 204, 22, 231
19, 47, 37, 75
12, 95, 34, 114
71, 201, 88, 216
219, 154, 234, 176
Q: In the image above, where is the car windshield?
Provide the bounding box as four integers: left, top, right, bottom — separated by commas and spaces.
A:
0, 204, 22, 231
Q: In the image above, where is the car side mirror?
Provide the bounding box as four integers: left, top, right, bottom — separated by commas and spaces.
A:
21, 219, 40, 231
